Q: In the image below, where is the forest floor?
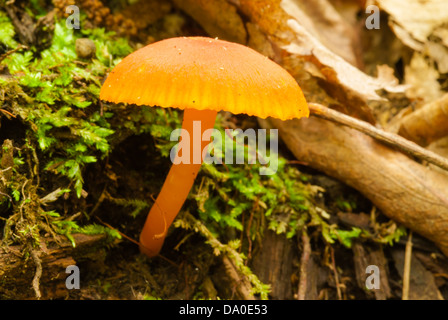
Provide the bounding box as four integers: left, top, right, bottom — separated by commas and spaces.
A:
1, 0, 448, 300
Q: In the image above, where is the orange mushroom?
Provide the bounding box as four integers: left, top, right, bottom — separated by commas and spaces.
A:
100, 37, 309, 257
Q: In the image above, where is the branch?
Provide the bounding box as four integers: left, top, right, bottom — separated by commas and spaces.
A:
402, 231, 413, 300
297, 230, 311, 300
309, 103, 448, 172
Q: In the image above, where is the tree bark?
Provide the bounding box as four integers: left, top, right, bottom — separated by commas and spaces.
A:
251, 230, 297, 300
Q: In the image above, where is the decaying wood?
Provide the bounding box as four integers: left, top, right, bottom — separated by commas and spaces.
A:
391, 248, 443, 300
0, 233, 108, 299
4, 1, 55, 49
0, 139, 14, 212
260, 116, 448, 257
296, 230, 329, 300
352, 242, 392, 300
4, 2, 35, 45
211, 255, 255, 300
299, 249, 325, 300
414, 251, 448, 292
251, 230, 296, 300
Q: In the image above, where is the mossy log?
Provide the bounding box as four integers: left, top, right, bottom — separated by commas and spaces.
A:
0, 233, 107, 299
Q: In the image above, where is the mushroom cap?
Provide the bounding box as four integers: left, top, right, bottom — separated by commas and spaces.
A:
100, 37, 309, 120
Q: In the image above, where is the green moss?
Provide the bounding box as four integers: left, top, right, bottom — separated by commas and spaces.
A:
0, 11, 18, 49
0, 6, 187, 252
0, 8, 140, 248
193, 141, 318, 241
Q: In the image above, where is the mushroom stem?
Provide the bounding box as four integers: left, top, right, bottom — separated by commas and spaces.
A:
139, 108, 218, 257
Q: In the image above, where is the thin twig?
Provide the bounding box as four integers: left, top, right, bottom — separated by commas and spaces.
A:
309, 103, 448, 172
0, 108, 16, 118
94, 215, 178, 267
94, 215, 140, 246
88, 185, 107, 217
298, 230, 311, 300
0, 44, 27, 63
402, 231, 413, 300
330, 246, 342, 300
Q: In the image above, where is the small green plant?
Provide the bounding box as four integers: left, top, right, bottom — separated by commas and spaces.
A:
328, 227, 363, 248
194, 137, 319, 241
1, 18, 133, 197
0, 11, 18, 49
173, 128, 325, 299
0, 11, 138, 249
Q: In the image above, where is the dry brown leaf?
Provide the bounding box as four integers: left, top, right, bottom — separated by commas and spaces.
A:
398, 93, 448, 146
329, 0, 366, 26
280, 0, 362, 67
245, 22, 275, 57
426, 41, 448, 74
377, 0, 448, 148
376, 64, 401, 88
284, 18, 407, 98
387, 22, 423, 51
428, 137, 448, 175
376, 0, 448, 98
376, 0, 448, 44
405, 52, 442, 104
239, 0, 407, 122
434, 27, 448, 48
